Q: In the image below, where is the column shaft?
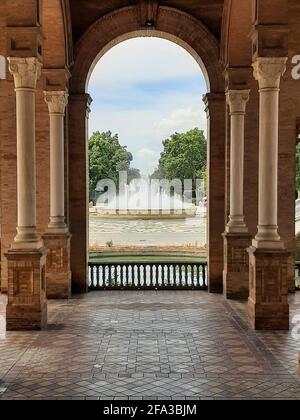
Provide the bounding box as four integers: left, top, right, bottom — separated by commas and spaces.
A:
43, 91, 71, 299
248, 57, 289, 330
223, 90, 251, 300
50, 114, 65, 224
253, 58, 287, 249
44, 91, 68, 233
226, 90, 250, 233
8, 57, 42, 249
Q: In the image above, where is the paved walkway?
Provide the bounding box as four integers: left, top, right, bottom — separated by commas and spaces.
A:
0, 291, 300, 400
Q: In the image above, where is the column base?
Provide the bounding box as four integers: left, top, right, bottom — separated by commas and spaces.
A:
5, 247, 47, 331
223, 232, 252, 300
43, 232, 71, 299
247, 246, 290, 330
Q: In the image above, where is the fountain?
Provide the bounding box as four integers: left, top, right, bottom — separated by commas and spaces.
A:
94, 176, 201, 219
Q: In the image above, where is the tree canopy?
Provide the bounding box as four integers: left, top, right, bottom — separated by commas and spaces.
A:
88, 131, 140, 197
152, 128, 207, 186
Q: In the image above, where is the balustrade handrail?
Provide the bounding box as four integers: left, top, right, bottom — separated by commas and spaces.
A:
89, 260, 208, 291
89, 260, 300, 292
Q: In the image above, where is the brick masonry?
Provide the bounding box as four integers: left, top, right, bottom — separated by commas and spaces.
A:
223, 233, 252, 300
248, 247, 290, 330
5, 248, 47, 330
43, 233, 71, 299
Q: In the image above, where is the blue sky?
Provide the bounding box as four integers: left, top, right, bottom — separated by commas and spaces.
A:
88, 38, 207, 175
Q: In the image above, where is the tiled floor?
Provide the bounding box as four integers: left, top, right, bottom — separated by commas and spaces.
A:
0, 291, 300, 400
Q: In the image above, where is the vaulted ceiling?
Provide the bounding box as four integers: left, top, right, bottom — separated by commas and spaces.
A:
69, 0, 224, 44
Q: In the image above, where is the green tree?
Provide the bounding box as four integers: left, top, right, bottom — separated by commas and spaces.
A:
88, 131, 140, 198
152, 128, 207, 190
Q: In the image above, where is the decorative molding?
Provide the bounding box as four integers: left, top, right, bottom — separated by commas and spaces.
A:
44, 91, 68, 115
7, 57, 42, 89
226, 90, 250, 115
253, 57, 287, 89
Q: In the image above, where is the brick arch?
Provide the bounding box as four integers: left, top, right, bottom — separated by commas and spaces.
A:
221, 0, 253, 68
70, 6, 224, 94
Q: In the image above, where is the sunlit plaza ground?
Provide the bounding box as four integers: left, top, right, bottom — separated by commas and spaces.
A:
0, 291, 300, 400
89, 214, 206, 248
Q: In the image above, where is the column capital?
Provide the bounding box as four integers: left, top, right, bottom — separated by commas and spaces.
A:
7, 57, 42, 90
226, 90, 250, 115
44, 91, 69, 115
253, 57, 287, 90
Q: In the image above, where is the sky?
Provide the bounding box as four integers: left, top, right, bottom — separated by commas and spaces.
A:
88, 37, 207, 175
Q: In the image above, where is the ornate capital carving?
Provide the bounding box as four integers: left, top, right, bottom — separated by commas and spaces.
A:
253, 57, 287, 90
44, 91, 69, 115
226, 90, 250, 115
7, 57, 42, 90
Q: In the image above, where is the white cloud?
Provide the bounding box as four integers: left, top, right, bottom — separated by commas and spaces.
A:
88, 37, 207, 175
157, 107, 207, 134
88, 38, 204, 89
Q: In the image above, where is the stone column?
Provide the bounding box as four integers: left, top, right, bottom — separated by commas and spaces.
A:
248, 57, 290, 330
203, 93, 226, 294
223, 90, 252, 300
6, 57, 47, 330
43, 91, 71, 299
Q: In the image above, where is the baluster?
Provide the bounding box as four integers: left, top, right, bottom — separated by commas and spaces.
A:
96, 265, 100, 288
101, 265, 105, 287
143, 265, 147, 288
150, 265, 154, 288
131, 265, 137, 286
161, 264, 165, 287
108, 265, 112, 287
185, 264, 188, 287
191, 264, 195, 288
120, 264, 124, 288
196, 265, 200, 288
116, 265, 120, 287
124, 265, 127, 287
172, 265, 176, 287
179, 265, 183, 287
88, 265, 92, 288
167, 264, 171, 287
202, 264, 207, 289
136, 265, 140, 288
90, 265, 95, 289
155, 265, 159, 288
174, 265, 177, 287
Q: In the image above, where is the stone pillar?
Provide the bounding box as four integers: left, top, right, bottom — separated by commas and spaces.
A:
203, 93, 226, 294
248, 57, 290, 330
223, 90, 251, 300
68, 94, 92, 294
43, 91, 71, 299
6, 57, 47, 330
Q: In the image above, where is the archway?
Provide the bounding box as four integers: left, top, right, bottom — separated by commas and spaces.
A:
68, 5, 226, 293
87, 36, 208, 290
